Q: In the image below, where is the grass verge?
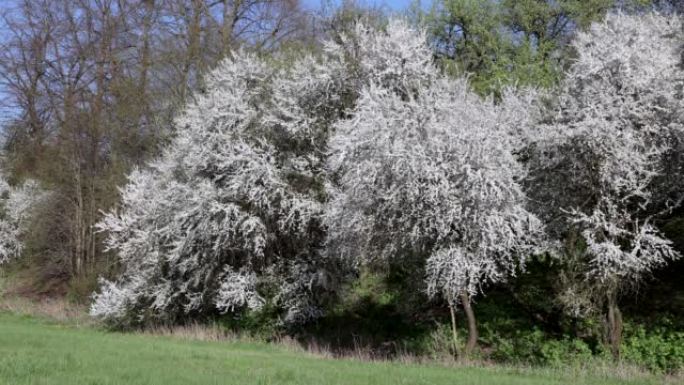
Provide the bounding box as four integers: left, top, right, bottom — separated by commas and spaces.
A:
0, 312, 675, 385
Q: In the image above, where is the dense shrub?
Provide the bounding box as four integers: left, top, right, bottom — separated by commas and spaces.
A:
623, 322, 684, 373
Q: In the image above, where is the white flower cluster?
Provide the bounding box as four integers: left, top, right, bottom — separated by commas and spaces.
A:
0, 177, 47, 264
527, 13, 684, 292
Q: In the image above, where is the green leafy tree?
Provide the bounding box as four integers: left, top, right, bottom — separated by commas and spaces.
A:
420, 0, 615, 95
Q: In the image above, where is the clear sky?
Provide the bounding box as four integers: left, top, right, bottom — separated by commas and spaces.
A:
302, 0, 426, 12
0, 0, 422, 12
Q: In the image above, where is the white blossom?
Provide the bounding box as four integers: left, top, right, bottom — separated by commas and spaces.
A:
92, 21, 437, 326
527, 13, 684, 297
215, 267, 264, 313
0, 177, 48, 264
326, 73, 542, 301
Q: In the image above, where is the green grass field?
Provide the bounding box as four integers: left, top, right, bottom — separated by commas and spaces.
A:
0, 313, 667, 385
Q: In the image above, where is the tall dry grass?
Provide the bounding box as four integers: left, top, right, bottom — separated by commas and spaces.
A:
0, 294, 91, 325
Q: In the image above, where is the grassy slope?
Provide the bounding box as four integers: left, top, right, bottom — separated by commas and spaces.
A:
0, 313, 665, 385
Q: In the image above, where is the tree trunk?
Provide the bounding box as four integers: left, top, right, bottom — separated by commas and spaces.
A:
606, 290, 623, 360
139, 0, 153, 98
460, 291, 478, 356
221, 0, 240, 58
448, 295, 459, 356
180, 0, 203, 101
74, 164, 84, 277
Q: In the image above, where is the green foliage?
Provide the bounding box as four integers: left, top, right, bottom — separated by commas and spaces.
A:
473, 315, 684, 372
484, 327, 594, 367
342, 271, 398, 308
421, 0, 615, 95
408, 322, 459, 358
219, 302, 281, 341
623, 321, 684, 373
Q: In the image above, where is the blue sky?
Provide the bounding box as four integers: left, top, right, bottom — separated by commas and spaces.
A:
0, 0, 421, 14
302, 0, 425, 12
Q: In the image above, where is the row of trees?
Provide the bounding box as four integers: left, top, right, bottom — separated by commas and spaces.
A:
1, 0, 683, 361
0, 0, 659, 279
87, 12, 684, 360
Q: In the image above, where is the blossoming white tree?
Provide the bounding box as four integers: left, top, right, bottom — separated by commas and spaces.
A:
91, 20, 448, 327
0, 176, 48, 264
91, 51, 329, 325
326, 54, 543, 355
526, 12, 684, 358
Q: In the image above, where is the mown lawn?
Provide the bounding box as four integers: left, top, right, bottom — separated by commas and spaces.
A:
0, 313, 665, 385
